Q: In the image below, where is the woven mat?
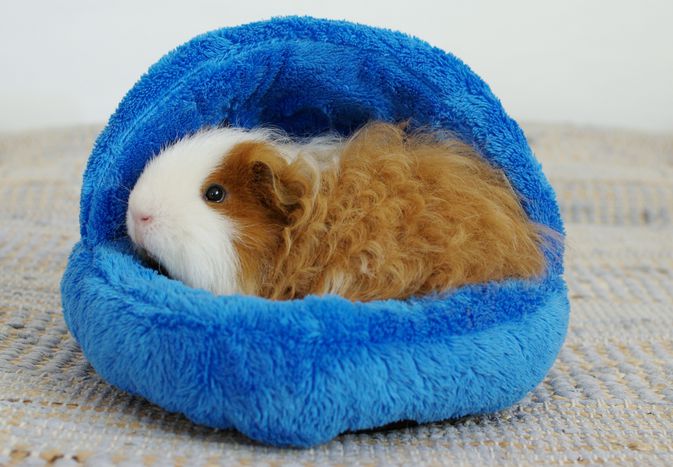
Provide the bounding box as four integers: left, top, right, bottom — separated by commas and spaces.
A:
0, 123, 671, 466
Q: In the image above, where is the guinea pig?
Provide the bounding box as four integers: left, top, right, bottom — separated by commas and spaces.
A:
126, 122, 550, 301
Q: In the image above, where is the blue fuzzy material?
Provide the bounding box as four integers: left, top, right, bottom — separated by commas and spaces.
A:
60, 17, 569, 447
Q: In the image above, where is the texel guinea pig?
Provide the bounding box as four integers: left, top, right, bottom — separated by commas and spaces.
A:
126, 122, 551, 301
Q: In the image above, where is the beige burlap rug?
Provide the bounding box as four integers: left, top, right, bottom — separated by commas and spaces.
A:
0, 123, 671, 465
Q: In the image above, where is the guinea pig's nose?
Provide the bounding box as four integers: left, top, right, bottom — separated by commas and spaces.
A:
133, 210, 153, 225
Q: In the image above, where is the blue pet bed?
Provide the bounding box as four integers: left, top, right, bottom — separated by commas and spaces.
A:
61, 17, 569, 447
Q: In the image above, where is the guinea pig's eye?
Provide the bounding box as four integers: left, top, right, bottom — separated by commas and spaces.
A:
204, 184, 226, 202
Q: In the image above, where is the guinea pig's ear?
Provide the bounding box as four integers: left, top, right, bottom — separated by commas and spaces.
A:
247, 145, 314, 225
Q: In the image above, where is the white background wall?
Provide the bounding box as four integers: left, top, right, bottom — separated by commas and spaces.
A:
1, 0, 672, 132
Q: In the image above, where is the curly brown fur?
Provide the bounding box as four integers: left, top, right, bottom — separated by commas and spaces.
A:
204, 122, 550, 301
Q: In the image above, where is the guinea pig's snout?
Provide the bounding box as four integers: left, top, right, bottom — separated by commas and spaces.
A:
132, 210, 154, 225
127, 204, 155, 247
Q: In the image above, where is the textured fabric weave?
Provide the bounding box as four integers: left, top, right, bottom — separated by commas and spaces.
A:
0, 123, 671, 464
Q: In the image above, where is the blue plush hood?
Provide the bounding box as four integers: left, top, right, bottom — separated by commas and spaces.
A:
61, 16, 569, 447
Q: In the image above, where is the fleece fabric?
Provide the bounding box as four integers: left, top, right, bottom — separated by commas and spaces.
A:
60, 17, 569, 447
